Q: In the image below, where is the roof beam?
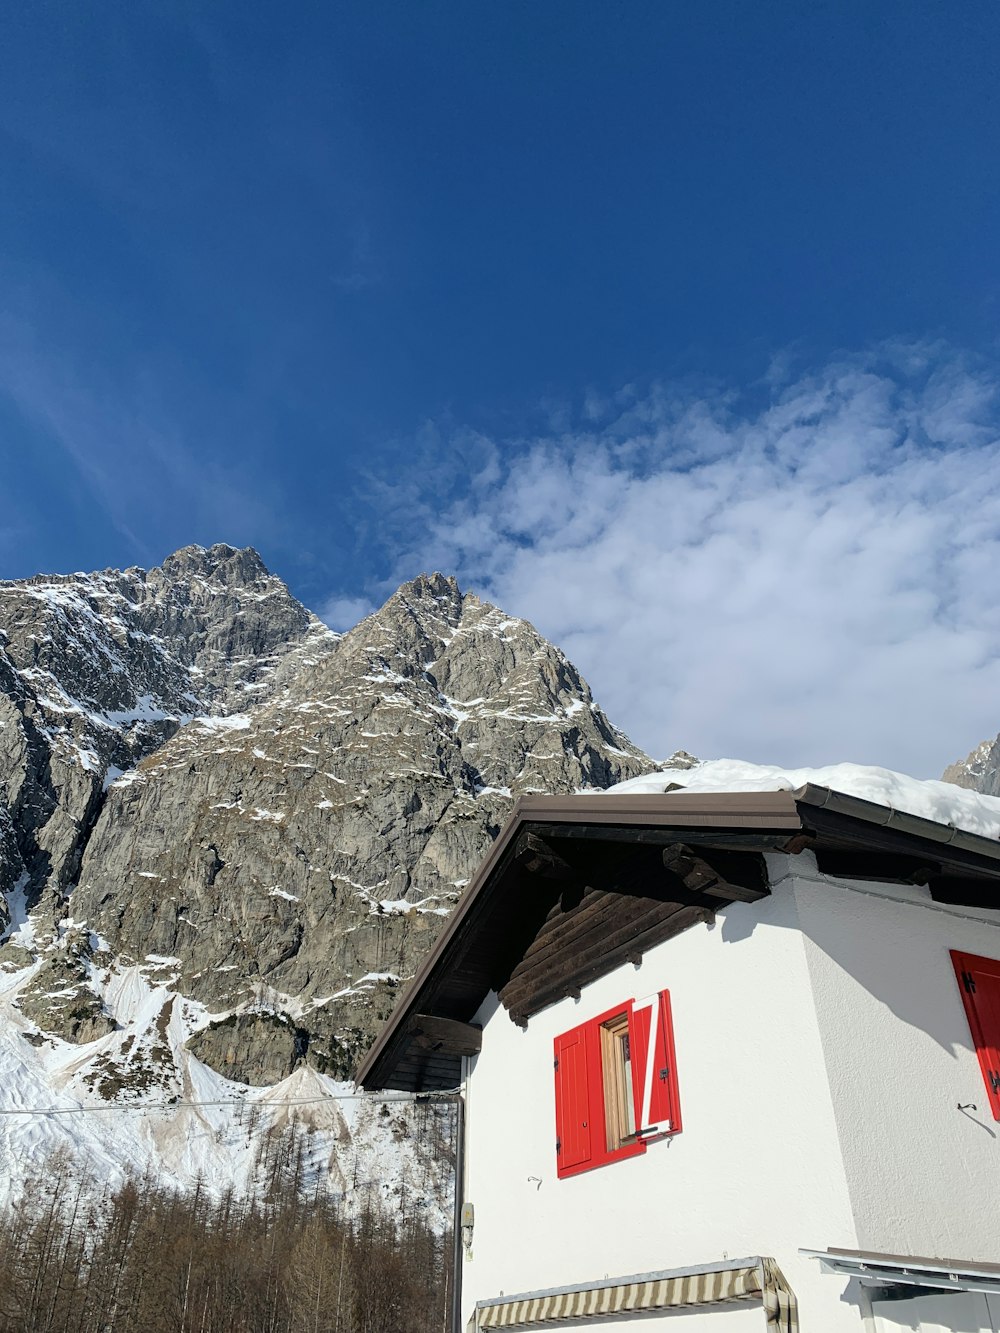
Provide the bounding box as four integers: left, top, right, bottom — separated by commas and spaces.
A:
407, 1013, 483, 1057
661, 843, 767, 903
512, 830, 576, 881
532, 830, 769, 904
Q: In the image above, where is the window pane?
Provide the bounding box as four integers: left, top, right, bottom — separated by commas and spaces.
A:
600, 1013, 636, 1151
619, 1030, 635, 1137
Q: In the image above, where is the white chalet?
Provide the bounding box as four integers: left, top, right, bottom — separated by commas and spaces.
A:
357, 782, 1000, 1333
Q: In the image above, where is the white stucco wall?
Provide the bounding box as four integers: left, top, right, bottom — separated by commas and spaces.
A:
790, 854, 1000, 1263
460, 870, 861, 1331
872, 1291, 1000, 1333
460, 855, 1000, 1330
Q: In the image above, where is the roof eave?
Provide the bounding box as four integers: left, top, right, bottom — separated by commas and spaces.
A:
354, 790, 804, 1090
356, 784, 1000, 1090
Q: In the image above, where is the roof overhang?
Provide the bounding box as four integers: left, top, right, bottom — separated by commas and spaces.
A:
356, 785, 1000, 1091
802, 1247, 1000, 1298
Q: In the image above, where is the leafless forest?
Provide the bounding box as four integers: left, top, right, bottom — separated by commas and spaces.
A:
0, 1127, 453, 1333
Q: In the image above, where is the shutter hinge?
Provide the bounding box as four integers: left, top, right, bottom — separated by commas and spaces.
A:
556, 1138, 561, 1155
553, 1057, 559, 1071
963, 970, 977, 994
658, 1067, 669, 1082
990, 1072, 1000, 1094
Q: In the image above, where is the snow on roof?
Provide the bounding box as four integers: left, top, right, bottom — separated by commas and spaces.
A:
607, 759, 1000, 843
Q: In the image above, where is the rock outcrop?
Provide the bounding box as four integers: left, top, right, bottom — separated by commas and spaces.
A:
942, 736, 1000, 797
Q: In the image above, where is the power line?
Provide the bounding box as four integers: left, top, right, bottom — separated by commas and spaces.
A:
0, 1088, 462, 1116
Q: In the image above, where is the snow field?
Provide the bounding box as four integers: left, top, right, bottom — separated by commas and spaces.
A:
0, 953, 454, 1229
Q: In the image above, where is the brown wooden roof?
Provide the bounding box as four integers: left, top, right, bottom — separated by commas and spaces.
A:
356, 786, 1000, 1091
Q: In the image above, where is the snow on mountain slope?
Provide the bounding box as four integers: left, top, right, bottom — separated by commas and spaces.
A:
0, 950, 453, 1226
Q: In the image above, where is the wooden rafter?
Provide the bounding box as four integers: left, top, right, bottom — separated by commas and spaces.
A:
406, 1013, 483, 1057
661, 842, 767, 903
512, 830, 576, 880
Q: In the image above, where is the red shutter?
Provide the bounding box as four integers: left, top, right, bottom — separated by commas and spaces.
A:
952, 950, 1000, 1121
554, 1023, 594, 1175
628, 990, 681, 1136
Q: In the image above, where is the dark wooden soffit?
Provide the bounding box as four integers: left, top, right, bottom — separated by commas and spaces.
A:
795, 787, 1000, 908
497, 836, 766, 1027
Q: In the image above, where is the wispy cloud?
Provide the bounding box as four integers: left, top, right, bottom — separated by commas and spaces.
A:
0, 300, 286, 568
0, 310, 155, 560
331, 224, 382, 293
375, 345, 1000, 776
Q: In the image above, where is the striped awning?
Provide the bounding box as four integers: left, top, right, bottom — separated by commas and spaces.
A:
470, 1256, 797, 1331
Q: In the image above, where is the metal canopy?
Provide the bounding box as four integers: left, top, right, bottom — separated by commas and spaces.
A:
801, 1247, 1000, 1297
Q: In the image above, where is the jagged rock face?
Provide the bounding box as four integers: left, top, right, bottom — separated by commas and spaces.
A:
942, 737, 1000, 796
187, 1012, 310, 1086
1, 551, 653, 1077
0, 544, 325, 908
15, 936, 117, 1044
72, 572, 652, 1061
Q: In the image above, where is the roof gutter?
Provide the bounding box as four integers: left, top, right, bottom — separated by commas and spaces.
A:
792, 784, 1000, 865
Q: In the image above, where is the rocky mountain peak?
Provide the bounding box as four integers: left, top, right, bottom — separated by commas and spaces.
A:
157, 542, 271, 586
395, 570, 463, 605
1, 551, 656, 1096
360, 572, 467, 666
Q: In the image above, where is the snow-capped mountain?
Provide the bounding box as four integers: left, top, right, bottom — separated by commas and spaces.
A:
12, 540, 995, 1210
0, 545, 653, 1200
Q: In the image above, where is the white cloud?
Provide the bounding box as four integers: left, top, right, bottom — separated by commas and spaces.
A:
387, 346, 1000, 777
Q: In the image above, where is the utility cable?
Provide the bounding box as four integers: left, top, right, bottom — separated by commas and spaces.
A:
0, 1087, 463, 1116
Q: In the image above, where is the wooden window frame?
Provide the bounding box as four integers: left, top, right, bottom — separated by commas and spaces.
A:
600, 1009, 636, 1153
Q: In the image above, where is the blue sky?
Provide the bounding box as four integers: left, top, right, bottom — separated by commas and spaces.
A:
2, 2, 1000, 773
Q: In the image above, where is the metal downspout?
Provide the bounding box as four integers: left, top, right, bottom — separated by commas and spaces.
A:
451, 1088, 466, 1333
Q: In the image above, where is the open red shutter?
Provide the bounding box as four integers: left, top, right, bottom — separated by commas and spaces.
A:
628, 990, 681, 1136
554, 1023, 594, 1175
952, 950, 1000, 1121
